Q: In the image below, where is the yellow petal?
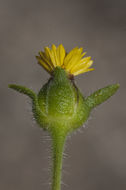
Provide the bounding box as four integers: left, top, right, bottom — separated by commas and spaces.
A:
67, 50, 87, 72
52, 44, 59, 66
46, 46, 56, 67
64, 47, 78, 67
39, 51, 54, 70
71, 60, 93, 75
71, 57, 92, 72
56, 44, 66, 66
64, 47, 84, 72
73, 68, 94, 76
65, 54, 81, 71
36, 56, 52, 73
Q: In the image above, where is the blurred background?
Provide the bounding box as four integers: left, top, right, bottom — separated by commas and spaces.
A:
0, 0, 126, 189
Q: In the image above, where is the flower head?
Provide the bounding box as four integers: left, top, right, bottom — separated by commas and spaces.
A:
36, 44, 94, 76
9, 42, 119, 190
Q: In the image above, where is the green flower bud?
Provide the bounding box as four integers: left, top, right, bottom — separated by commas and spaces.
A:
37, 66, 90, 133
9, 65, 119, 135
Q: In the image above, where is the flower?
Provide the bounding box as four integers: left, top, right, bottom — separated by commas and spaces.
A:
9, 43, 119, 190
36, 44, 94, 76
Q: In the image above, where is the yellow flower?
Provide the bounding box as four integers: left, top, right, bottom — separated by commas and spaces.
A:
36, 44, 94, 76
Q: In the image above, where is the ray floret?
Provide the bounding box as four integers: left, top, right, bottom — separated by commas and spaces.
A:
36, 44, 94, 76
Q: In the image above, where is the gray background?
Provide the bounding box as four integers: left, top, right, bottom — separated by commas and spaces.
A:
0, 0, 126, 189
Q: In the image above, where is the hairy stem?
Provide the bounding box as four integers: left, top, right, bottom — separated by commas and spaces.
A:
51, 128, 67, 190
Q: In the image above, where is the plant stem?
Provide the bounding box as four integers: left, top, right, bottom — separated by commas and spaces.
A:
51, 129, 67, 190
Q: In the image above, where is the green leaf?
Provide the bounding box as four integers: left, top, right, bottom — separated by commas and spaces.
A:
8, 84, 36, 99
85, 83, 120, 109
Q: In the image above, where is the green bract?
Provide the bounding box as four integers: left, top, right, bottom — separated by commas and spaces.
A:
9, 66, 119, 134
